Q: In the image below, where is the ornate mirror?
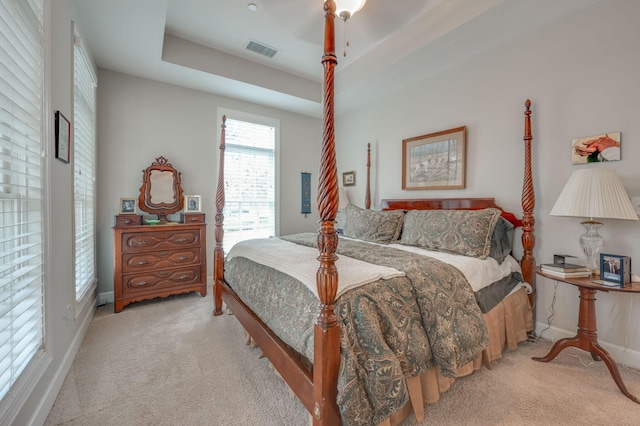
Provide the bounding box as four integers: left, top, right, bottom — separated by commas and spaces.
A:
138, 156, 184, 223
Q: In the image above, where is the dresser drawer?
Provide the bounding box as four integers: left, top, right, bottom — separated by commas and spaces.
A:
114, 215, 142, 227
122, 248, 201, 273
121, 267, 202, 298
181, 213, 205, 224
121, 228, 203, 254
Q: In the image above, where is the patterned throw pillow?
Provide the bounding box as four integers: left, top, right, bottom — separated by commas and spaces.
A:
343, 205, 405, 244
398, 208, 502, 259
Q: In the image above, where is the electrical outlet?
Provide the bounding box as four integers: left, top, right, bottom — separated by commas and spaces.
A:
631, 196, 640, 215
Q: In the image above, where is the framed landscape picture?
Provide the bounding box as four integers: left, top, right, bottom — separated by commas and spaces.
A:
402, 126, 466, 190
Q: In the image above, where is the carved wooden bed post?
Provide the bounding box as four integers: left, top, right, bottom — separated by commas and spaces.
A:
520, 100, 536, 313
213, 116, 227, 316
313, 0, 341, 423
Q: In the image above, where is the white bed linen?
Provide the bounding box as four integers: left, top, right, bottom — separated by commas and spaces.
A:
338, 236, 521, 293
226, 236, 405, 300
386, 243, 521, 292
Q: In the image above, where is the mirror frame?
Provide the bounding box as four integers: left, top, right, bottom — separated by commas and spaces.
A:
137, 156, 184, 223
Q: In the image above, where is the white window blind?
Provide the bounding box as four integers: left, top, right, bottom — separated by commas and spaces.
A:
0, 0, 44, 402
223, 118, 275, 253
73, 37, 96, 302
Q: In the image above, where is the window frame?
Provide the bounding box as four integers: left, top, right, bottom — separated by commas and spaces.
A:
72, 24, 97, 309
216, 108, 280, 252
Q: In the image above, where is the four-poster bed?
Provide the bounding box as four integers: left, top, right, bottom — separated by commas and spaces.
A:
213, 2, 536, 424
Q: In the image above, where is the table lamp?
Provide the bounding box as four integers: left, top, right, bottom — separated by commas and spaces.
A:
550, 168, 638, 274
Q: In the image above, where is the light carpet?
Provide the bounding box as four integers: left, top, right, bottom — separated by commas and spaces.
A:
45, 286, 640, 425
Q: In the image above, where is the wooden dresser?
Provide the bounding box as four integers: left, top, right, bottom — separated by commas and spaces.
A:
113, 222, 207, 312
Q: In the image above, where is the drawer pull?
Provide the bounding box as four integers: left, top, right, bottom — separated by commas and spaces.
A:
177, 256, 189, 261
176, 275, 190, 281
131, 281, 150, 287
136, 260, 149, 265
189, 217, 198, 222
175, 238, 189, 243
124, 219, 133, 224
158, 271, 169, 276
133, 240, 152, 246
159, 251, 169, 256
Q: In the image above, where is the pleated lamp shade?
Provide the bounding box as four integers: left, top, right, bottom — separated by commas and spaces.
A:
550, 168, 637, 273
550, 169, 638, 221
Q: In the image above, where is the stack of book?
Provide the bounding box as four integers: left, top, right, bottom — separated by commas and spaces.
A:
540, 262, 591, 278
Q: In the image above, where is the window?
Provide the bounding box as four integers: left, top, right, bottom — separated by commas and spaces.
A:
73, 33, 96, 302
0, 0, 44, 402
221, 112, 278, 253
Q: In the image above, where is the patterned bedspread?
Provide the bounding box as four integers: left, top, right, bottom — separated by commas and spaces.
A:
224, 233, 489, 425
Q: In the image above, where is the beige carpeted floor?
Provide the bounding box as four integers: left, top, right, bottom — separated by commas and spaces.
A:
45, 286, 640, 425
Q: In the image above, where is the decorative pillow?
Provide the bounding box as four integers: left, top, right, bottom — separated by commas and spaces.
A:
488, 217, 515, 264
398, 208, 502, 259
342, 205, 405, 244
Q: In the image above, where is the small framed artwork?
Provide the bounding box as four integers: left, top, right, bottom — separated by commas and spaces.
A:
301, 172, 311, 215
55, 110, 71, 163
185, 195, 202, 213
119, 198, 137, 215
599, 253, 631, 287
572, 132, 621, 164
402, 126, 466, 190
342, 171, 355, 187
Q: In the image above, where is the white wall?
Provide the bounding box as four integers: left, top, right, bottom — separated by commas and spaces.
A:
95, 70, 322, 300
335, 0, 640, 368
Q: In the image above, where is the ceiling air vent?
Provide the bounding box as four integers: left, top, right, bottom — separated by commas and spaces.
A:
246, 40, 279, 58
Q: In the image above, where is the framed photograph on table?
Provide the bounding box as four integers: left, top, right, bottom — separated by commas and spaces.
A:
55, 110, 71, 163
402, 126, 466, 190
119, 198, 137, 215
185, 195, 202, 213
599, 253, 631, 287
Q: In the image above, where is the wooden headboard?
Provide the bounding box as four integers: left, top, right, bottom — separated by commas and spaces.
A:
380, 198, 523, 228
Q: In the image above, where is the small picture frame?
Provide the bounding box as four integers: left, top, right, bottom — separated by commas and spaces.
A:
599, 253, 631, 287
185, 195, 202, 213
55, 110, 71, 163
119, 198, 137, 215
342, 171, 356, 187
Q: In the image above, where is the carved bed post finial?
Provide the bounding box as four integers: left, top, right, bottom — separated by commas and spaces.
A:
213, 115, 227, 316
365, 143, 371, 209
521, 100, 536, 313
313, 1, 341, 424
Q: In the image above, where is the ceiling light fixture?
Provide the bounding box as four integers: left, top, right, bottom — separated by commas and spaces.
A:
247, 3, 258, 12
334, 0, 366, 22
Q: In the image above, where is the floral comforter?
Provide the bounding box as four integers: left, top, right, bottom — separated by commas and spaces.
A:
224, 233, 489, 425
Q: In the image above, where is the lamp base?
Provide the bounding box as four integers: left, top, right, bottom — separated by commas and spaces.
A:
580, 220, 604, 274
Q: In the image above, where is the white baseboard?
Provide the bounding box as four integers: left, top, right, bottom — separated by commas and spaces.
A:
534, 322, 640, 370
97, 291, 114, 306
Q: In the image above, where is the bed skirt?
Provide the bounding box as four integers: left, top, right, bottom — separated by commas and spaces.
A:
234, 285, 532, 425
385, 286, 533, 425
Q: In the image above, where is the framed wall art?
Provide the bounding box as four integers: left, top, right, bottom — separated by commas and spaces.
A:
55, 110, 71, 163
342, 171, 355, 187
185, 195, 202, 213
301, 172, 311, 215
402, 126, 466, 190
119, 198, 137, 214
572, 132, 621, 164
